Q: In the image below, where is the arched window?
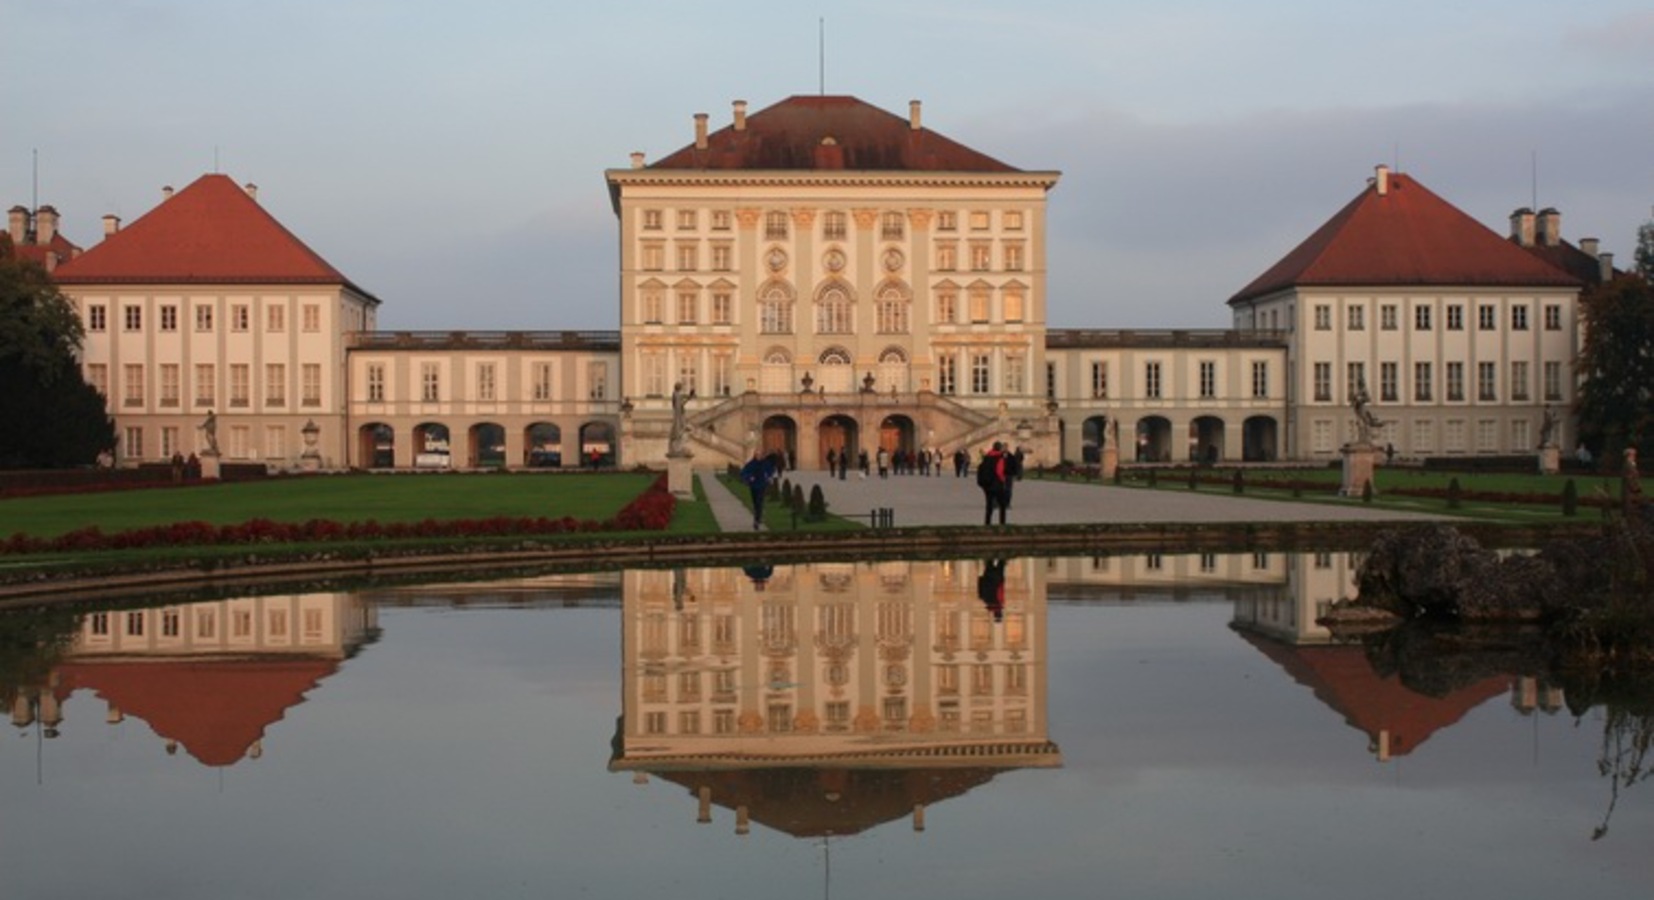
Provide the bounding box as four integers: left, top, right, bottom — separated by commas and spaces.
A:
759, 282, 793, 334
876, 283, 910, 334
816, 283, 853, 334
819, 347, 854, 393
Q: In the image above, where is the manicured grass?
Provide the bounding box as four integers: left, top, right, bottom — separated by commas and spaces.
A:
715, 474, 865, 532
2, 472, 669, 539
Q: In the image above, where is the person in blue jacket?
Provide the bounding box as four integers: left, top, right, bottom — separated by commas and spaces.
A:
740, 452, 775, 530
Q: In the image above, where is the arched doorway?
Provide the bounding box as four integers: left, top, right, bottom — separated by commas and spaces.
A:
761, 415, 797, 467
526, 422, 562, 467
358, 423, 394, 469
579, 421, 615, 467
414, 423, 451, 469
1190, 416, 1225, 464
879, 414, 915, 455
1243, 416, 1279, 462
818, 414, 858, 469
469, 422, 505, 468
1081, 415, 1108, 464
1135, 416, 1172, 462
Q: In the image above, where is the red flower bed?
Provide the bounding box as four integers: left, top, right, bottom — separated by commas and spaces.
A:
1, 475, 677, 555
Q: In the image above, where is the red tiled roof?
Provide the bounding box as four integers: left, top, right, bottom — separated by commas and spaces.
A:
11, 231, 80, 269
53, 174, 377, 300
648, 95, 1019, 173
56, 658, 339, 767
1229, 172, 1583, 305
651, 766, 1001, 838
1238, 631, 1510, 757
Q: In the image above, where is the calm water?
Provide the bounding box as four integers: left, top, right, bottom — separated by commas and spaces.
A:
2, 554, 1650, 900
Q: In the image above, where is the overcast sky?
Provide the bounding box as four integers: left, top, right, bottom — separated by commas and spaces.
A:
6, 0, 1651, 330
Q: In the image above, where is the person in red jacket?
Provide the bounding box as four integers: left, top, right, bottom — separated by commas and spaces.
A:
977, 441, 1011, 525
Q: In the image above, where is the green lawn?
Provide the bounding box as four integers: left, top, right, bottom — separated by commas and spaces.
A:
3, 472, 670, 539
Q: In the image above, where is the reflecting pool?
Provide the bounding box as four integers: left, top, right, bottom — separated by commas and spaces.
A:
3, 554, 1650, 899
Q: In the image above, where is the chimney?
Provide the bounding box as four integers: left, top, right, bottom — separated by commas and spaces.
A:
6, 206, 27, 244
629, 151, 646, 169
102, 214, 121, 237
694, 113, 709, 150
732, 99, 748, 131
1599, 252, 1615, 282
1536, 207, 1561, 247
35, 205, 58, 244
244, 182, 259, 200
162, 185, 174, 200
1509, 208, 1536, 247
909, 99, 922, 131
1580, 237, 1599, 258
1374, 164, 1390, 196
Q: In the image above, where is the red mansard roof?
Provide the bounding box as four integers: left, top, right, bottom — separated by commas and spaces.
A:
648, 95, 1020, 173
54, 174, 379, 301
1229, 172, 1582, 305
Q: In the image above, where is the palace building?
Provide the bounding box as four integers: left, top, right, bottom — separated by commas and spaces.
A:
20, 94, 1618, 470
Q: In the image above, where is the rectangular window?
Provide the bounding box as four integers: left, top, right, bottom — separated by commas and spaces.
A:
160, 364, 180, 407
1003, 242, 1024, 271
126, 610, 145, 637
1413, 418, 1436, 454
1003, 353, 1026, 394
124, 426, 143, 459
1414, 305, 1432, 331
938, 353, 957, 395
1199, 360, 1216, 399
1544, 304, 1562, 330
1477, 362, 1497, 401
1380, 304, 1397, 330
366, 364, 385, 402
764, 210, 788, 240
969, 211, 990, 230
302, 304, 320, 332
421, 363, 440, 402
676, 355, 698, 397
267, 305, 285, 332
881, 212, 905, 240
970, 353, 991, 394
88, 304, 107, 331
123, 364, 145, 407
1346, 361, 1366, 401
642, 209, 662, 230
1348, 306, 1364, 331
1414, 362, 1433, 401
676, 209, 696, 230
87, 363, 108, 397
1004, 210, 1024, 230
1512, 305, 1529, 330
160, 426, 178, 458
265, 363, 286, 406
1313, 362, 1331, 402
1479, 304, 1497, 330
1380, 362, 1398, 402
937, 211, 957, 231
532, 362, 553, 401
711, 291, 732, 325
195, 305, 214, 331
195, 364, 215, 406
160, 305, 178, 331
1091, 361, 1109, 399
968, 287, 990, 323
301, 363, 321, 406
676, 291, 697, 324
265, 425, 285, 460
935, 289, 957, 324
712, 353, 732, 396
710, 210, 730, 231
588, 361, 608, 401
1311, 419, 1333, 453
676, 243, 697, 271
970, 243, 992, 271
710, 244, 731, 271
124, 305, 143, 331
1145, 361, 1162, 400
1510, 361, 1529, 401
1314, 305, 1331, 330
1543, 361, 1563, 401
228, 424, 249, 458
1477, 419, 1498, 452
640, 244, 663, 271
1446, 304, 1464, 330
1251, 361, 1268, 398
231, 304, 249, 332
1445, 361, 1464, 402
935, 242, 957, 271
1444, 419, 1466, 453
822, 211, 846, 240
476, 363, 496, 401
640, 289, 663, 324
1002, 289, 1024, 323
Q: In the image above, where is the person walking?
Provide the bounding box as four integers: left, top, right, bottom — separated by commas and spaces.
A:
977, 441, 1011, 525
876, 447, 890, 479
740, 452, 774, 530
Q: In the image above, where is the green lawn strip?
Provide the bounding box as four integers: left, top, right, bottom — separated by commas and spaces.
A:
2, 472, 660, 539
667, 476, 719, 535
714, 474, 864, 532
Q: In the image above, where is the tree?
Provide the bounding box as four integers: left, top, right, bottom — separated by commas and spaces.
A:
0, 234, 115, 468
1576, 271, 1654, 459
1636, 213, 1654, 281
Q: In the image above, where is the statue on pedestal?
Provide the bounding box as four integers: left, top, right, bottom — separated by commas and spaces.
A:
199, 409, 220, 455
668, 382, 695, 455
1350, 383, 1385, 446
1538, 406, 1559, 449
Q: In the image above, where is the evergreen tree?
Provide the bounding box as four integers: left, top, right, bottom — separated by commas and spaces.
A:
1577, 272, 1654, 458
0, 235, 115, 467
1635, 213, 1654, 281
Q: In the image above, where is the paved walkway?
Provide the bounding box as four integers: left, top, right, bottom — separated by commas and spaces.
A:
700, 469, 1445, 532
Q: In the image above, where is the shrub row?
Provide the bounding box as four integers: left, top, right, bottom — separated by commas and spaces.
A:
1, 475, 676, 555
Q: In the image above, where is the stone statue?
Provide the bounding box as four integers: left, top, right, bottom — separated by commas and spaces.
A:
668, 382, 694, 454
1538, 406, 1559, 448
199, 409, 220, 455
1350, 383, 1385, 445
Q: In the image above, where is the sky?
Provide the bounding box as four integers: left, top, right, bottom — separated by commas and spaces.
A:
5, 0, 1652, 331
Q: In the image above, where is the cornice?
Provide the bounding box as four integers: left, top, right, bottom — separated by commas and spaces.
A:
607, 169, 1062, 191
